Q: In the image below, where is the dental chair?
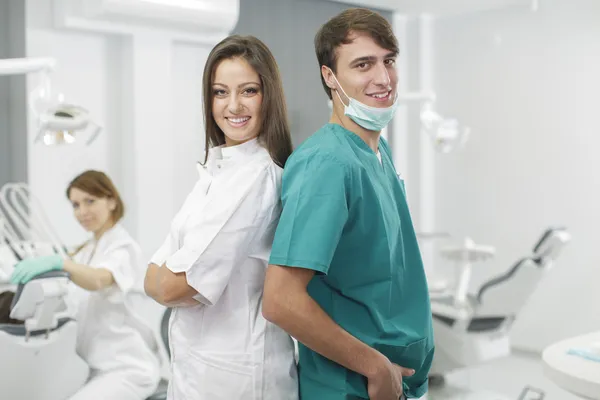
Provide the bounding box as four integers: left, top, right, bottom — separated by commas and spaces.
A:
0, 271, 90, 400
0, 273, 171, 400
0, 182, 174, 399
428, 227, 571, 382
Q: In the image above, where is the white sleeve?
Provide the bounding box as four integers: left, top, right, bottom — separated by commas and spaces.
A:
149, 232, 174, 266
165, 164, 279, 305
96, 247, 136, 294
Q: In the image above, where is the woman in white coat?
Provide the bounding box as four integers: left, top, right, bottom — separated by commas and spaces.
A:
11, 170, 161, 400
144, 35, 298, 400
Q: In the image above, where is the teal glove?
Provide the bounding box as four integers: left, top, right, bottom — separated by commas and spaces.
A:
10, 254, 64, 284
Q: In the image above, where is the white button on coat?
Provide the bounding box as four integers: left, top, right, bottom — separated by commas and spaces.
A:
151, 138, 298, 400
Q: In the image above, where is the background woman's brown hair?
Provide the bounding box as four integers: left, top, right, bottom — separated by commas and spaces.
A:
202, 35, 293, 168
66, 170, 125, 224
66, 170, 125, 256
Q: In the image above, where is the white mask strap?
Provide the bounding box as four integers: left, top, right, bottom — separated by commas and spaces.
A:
328, 68, 351, 107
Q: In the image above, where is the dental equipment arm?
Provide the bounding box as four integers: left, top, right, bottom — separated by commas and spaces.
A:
1, 58, 101, 147
0, 186, 32, 241
144, 263, 199, 307
0, 183, 68, 258
0, 57, 55, 75
6, 183, 68, 257
1, 223, 28, 261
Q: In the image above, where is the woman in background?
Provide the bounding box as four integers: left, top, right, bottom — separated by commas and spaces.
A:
11, 170, 161, 400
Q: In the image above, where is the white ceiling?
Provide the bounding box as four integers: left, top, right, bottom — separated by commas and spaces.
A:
324, 0, 532, 16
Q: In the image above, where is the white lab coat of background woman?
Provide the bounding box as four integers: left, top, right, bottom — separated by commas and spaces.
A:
68, 223, 161, 400
150, 139, 298, 400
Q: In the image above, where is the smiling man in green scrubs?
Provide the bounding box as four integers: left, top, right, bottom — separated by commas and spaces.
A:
262, 7, 434, 400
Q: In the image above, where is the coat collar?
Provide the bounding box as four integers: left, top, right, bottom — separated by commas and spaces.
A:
210, 137, 262, 161
199, 138, 268, 177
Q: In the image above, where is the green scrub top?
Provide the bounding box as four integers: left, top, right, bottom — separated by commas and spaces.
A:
269, 123, 435, 399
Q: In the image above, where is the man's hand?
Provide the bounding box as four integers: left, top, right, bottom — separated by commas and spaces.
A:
367, 355, 415, 400
263, 264, 416, 399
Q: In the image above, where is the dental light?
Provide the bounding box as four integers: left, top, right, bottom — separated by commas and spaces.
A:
397, 91, 471, 154
0, 57, 101, 146
33, 103, 101, 146
419, 101, 470, 154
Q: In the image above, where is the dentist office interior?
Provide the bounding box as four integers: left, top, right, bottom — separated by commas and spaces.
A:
0, 0, 598, 399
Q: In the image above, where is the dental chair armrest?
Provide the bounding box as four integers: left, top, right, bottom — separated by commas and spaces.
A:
10, 270, 71, 310
9, 274, 71, 333
32, 270, 70, 280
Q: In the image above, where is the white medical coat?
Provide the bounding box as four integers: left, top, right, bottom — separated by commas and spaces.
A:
150, 138, 298, 400
70, 223, 161, 397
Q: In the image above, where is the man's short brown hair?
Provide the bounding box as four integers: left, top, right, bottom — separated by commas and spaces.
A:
314, 8, 399, 99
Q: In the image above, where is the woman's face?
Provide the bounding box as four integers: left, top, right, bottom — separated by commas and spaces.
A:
69, 187, 115, 234
211, 57, 263, 146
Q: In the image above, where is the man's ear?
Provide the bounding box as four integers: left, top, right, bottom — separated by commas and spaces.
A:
321, 65, 337, 90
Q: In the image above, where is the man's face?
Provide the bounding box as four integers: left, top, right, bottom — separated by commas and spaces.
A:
324, 32, 398, 109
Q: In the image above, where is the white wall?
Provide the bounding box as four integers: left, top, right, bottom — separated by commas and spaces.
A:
171, 43, 208, 205
26, 0, 223, 262
431, 0, 600, 352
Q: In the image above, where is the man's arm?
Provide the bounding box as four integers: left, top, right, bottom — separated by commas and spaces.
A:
263, 265, 384, 376
263, 264, 414, 398
144, 263, 199, 307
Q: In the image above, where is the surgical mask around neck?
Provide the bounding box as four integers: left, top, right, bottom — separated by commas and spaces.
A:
330, 72, 398, 132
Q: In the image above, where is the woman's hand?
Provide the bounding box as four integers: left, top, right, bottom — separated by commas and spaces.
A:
10, 255, 64, 284
145, 263, 200, 307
